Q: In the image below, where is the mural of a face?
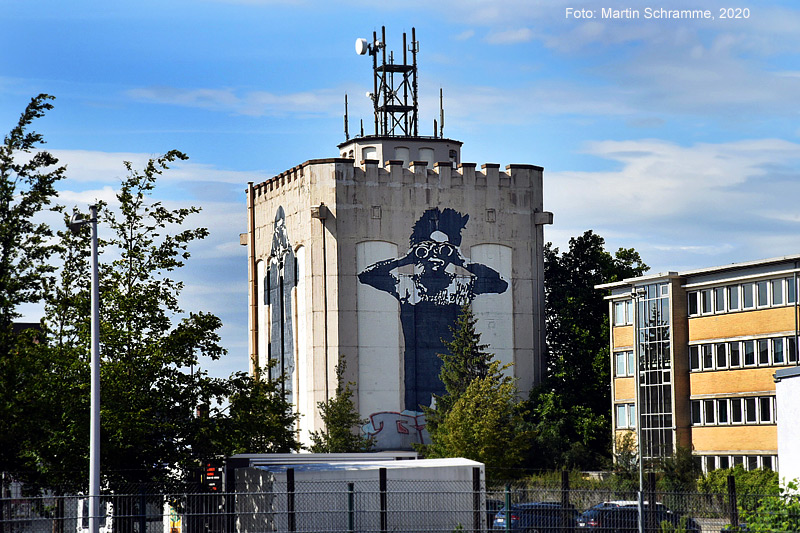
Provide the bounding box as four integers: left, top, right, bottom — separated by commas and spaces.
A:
358, 207, 508, 413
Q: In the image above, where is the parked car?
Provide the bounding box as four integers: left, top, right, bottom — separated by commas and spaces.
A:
492, 501, 578, 531
577, 505, 700, 532
486, 499, 504, 527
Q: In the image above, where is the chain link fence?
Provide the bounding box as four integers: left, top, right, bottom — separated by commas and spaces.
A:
1, 475, 794, 533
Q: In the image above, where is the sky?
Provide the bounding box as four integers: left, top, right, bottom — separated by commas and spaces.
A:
3, 0, 800, 378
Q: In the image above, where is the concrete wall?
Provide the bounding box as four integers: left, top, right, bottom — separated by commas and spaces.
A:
247, 156, 550, 450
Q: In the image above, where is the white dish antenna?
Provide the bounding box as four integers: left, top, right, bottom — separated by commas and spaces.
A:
355, 38, 369, 55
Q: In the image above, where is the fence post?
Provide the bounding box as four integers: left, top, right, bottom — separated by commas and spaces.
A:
139, 486, 147, 533
646, 471, 657, 532
727, 474, 739, 529
379, 467, 387, 533
561, 470, 570, 533
473, 467, 481, 533
348, 482, 355, 533
287, 468, 295, 532
504, 484, 511, 533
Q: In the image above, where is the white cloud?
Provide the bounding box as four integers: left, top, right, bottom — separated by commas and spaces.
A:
126, 86, 343, 117
544, 137, 800, 270
485, 27, 534, 45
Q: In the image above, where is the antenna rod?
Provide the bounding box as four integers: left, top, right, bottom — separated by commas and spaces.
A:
372, 30, 379, 136
381, 26, 388, 136
344, 93, 349, 140
439, 88, 444, 138
412, 27, 418, 136
403, 31, 409, 135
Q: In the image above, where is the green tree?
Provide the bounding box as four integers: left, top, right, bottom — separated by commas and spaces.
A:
219, 366, 301, 456
0, 94, 65, 483
26, 151, 233, 493
523, 230, 648, 470
309, 361, 374, 453
425, 361, 530, 477
424, 304, 493, 435
738, 479, 800, 532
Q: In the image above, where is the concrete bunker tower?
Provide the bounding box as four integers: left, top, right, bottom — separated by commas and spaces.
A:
245, 27, 553, 450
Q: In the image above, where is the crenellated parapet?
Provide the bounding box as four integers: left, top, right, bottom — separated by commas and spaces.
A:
249, 157, 544, 199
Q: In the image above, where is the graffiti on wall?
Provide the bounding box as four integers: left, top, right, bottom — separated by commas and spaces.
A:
362, 411, 429, 450
266, 206, 296, 402
358, 207, 508, 412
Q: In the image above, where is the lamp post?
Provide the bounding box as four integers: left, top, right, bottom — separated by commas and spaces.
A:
631, 286, 646, 533
69, 205, 100, 533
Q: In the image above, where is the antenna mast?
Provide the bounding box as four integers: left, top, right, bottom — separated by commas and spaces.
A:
355, 26, 419, 137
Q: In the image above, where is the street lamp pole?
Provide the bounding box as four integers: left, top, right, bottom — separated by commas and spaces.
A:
70, 205, 100, 533
632, 286, 646, 533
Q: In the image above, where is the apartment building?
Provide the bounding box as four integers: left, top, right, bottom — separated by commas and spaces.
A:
598, 255, 800, 473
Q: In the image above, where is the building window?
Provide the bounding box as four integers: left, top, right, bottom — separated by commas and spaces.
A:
701, 289, 713, 314
759, 397, 773, 423
745, 398, 757, 423
731, 398, 743, 424
691, 401, 701, 425
757, 280, 769, 307
714, 287, 726, 312
703, 400, 716, 424
690, 346, 700, 371
729, 342, 741, 367
719, 456, 730, 469
688, 292, 699, 316
615, 351, 635, 377
718, 400, 729, 424
788, 278, 797, 304
616, 403, 636, 429
758, 339, 770, 365
772, 279, 784, 305
614, 300, 633, 326
702, 344, 714, 370
773, 338, 785, 364
728, 285, 740, 311
744, 340, 756, 366
715, 343, 727, 369
742, 283, 755, 309
788, 337, 798, 363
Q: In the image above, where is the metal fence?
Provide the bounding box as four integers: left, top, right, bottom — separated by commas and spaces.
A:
0, 480, 791, 533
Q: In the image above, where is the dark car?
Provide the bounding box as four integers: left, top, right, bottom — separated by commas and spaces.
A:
577, 506, 700, 533
492, 501, 578, 531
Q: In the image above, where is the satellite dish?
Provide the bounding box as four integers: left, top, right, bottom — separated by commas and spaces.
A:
355, 38, 369, 55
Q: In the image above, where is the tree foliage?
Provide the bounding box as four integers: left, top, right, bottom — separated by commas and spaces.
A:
0, 94, 65, 483
215, 366, 301, 456
309, 361, 374, 453
523, 230, 648, 470
737, 479, 800, 532
424, 361, 530, 477
420, 305, 529, 476
424, 304, 494, 435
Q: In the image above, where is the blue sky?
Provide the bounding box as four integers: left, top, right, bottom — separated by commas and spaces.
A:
4, 0, 800, 378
